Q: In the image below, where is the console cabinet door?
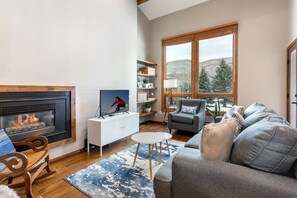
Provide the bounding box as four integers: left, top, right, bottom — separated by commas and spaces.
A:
101, 120, 124, 145
123, 114, 139, 137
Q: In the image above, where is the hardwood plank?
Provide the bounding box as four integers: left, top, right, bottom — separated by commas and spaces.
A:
10, 121, 193, 198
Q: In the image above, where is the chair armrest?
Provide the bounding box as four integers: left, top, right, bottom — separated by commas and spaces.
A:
0, 152, 28, 177
13, 136, 48, 152
172, 153, 297, 198
193, 109, 205, 132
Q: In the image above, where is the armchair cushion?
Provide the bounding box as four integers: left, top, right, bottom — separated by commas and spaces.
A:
171, 113, 194, 124
180, 105, 197, 114
0, 129, 16, 171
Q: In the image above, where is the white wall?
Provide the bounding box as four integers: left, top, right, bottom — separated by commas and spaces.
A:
289, 0, 297, 43
0, 0, 137, 159
137, 8, 151, 60
149, 0, 288, 119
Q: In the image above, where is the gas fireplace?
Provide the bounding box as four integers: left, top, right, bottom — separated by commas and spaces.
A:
0, 86, 76, 149
2, 111, 55, 140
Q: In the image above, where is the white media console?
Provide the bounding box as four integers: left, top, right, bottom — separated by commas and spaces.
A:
87, 112, 139, 156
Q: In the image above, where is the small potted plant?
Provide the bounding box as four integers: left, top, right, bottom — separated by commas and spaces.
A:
206, 99, 222, 123
143, 79, 149, 88
143, 103, 151, 113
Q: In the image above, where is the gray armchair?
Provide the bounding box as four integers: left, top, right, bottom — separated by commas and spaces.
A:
168, 99, 206, 134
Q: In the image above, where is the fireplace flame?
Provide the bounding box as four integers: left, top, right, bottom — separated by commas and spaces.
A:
12, 114, 40, 127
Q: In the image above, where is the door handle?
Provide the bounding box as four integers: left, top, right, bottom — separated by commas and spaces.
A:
292, 102, 297, 105
295, 94, 297, 97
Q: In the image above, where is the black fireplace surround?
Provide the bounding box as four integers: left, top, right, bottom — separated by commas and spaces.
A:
0, 91, 71, 147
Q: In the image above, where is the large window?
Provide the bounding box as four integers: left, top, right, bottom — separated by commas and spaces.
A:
166, 43, 192, 93
162, 23, 238, 111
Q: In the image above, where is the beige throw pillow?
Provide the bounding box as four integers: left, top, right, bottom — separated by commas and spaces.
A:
200, 118, 238, 161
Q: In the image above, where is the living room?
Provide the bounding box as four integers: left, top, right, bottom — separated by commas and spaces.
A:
0, 0, 297, 197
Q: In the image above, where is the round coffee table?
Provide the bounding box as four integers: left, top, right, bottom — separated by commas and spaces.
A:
131, 132, 172, 180
156, 132, 172, 156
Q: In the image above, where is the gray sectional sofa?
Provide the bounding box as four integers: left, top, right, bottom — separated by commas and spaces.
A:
154, 103, 297, 198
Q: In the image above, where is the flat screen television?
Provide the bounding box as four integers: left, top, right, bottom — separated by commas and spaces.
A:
100, 90, 129, 117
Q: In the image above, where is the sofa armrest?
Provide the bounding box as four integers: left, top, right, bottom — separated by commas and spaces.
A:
172, 153, 297, 198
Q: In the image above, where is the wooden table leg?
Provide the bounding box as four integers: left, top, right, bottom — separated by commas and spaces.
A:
154, 143, 158, 158
158, 142, 162, 165
133, 143, 140, 167
166, 140, 170, 156
148, 144, 152, 180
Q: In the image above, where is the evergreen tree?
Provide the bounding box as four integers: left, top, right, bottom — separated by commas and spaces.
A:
212, 58, 232, 93
199, 67, 212, 93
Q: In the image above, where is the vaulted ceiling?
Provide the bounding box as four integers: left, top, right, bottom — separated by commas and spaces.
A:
137, 0, 210, 20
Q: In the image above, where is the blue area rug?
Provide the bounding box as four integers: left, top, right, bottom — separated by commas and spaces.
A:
65, 142, 180, 198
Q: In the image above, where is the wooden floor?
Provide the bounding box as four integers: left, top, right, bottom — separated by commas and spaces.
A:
11, 121, 194, 198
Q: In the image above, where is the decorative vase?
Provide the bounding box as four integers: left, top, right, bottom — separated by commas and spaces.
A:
143, 107, 151, 113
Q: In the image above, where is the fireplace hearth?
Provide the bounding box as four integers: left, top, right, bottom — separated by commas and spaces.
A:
0, 86, 76, 149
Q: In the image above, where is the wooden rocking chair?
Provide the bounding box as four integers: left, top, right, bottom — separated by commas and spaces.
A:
0, 136, 57, 198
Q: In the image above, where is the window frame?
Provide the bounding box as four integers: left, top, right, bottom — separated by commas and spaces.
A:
161, 22, 238, 112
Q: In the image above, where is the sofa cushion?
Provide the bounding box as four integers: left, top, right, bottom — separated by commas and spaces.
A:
180, 105, 197, 114
200, 118, 238, 161
184, 133, 201, 149
242, 108, 277, 130
153, 147, 198, 198
230, 116, 297, 174
0, 129, 16, 171
171, 113, 194, 124
244, 102, 266, 118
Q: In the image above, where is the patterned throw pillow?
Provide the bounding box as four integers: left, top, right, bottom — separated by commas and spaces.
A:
220, 106, 245, 136
180, 105, 197, 114
0, 129, 16, 171
221, 105, 244, 122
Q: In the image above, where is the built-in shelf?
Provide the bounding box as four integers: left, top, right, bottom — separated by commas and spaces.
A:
137, 60, 157, 67
137, 87, 157, 90
137, 73, 157, 77
137, 99, 157, 104
140, 111, 157, 117
137, 59, 158, 121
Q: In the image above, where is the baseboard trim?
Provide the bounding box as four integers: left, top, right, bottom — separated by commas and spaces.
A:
51, 148, 84, 163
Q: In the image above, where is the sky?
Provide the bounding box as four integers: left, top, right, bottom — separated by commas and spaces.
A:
166, 34, 233, 63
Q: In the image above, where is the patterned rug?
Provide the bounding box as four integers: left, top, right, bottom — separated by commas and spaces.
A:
64, 141, 181, 198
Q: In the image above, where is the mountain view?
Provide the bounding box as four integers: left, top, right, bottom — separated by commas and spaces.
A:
166, 57, 233, 108
199, 57, 232, 81
166, 57, 232, 89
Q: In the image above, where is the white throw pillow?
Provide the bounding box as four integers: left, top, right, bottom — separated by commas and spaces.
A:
180, 105, 197, 114
200, 118, 238, 161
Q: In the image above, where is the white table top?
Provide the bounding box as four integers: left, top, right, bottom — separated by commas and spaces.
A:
131, 132, 172, 144
156, 132, 172, 140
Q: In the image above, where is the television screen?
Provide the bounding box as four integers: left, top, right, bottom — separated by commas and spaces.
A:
100, 90, 129, 117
